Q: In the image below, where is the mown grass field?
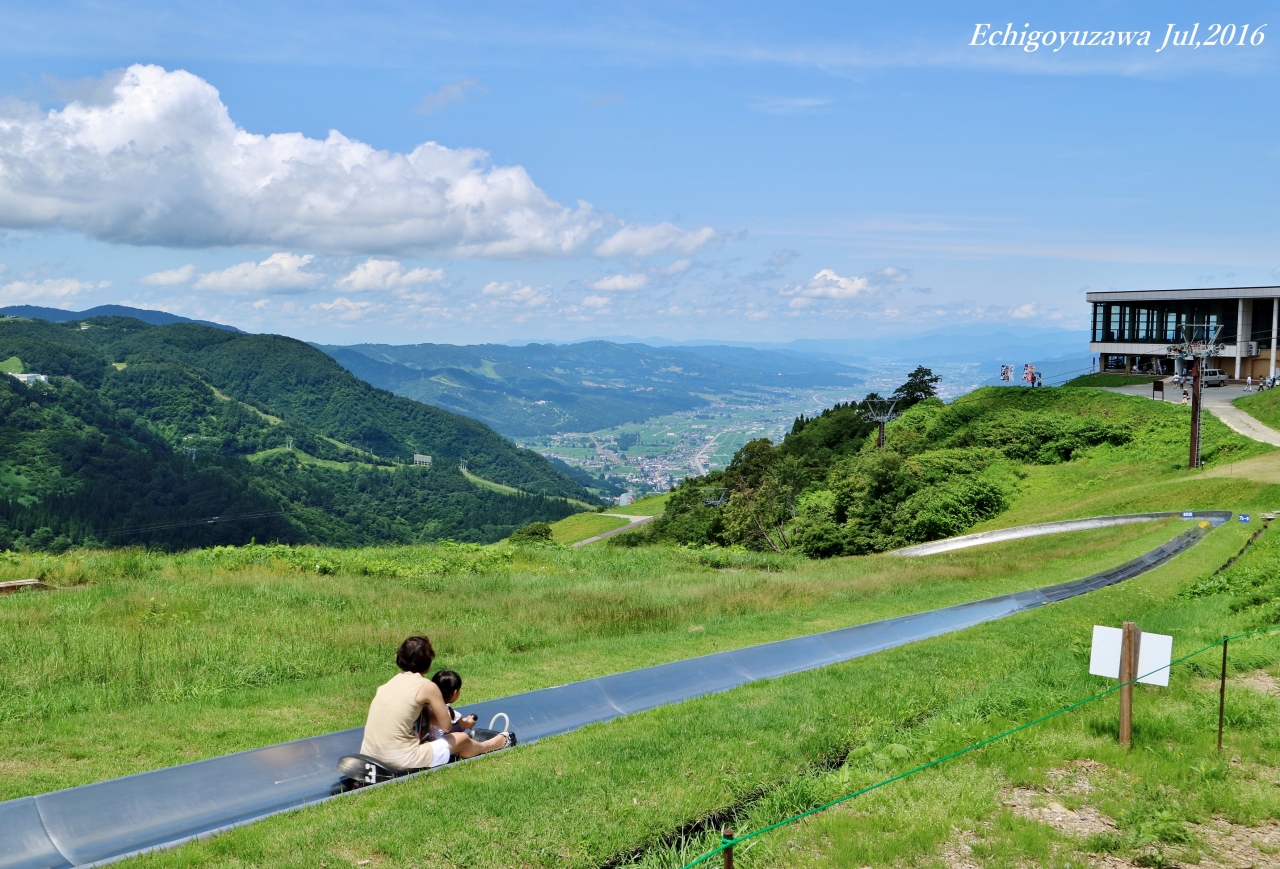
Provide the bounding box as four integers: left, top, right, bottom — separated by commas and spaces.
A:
548, 511, 630, 544
1236, 387, 1280, 433
1, 388, 1278, 868
617, 493, 671, 516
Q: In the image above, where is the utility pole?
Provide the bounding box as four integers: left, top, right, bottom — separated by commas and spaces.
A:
864, 397, 900, 449
1167, 323, 1223, 470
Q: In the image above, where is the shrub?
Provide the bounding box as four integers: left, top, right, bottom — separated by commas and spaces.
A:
508, 521, 553, 544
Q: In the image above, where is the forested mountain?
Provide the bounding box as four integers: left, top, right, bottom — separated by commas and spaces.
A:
0, 304, 240, 332
321, 340, 864, 436
0, 316, 594, 551
628, 369, 1142, 557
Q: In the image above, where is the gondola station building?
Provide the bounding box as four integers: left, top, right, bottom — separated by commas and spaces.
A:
1087, 286, 1280, 381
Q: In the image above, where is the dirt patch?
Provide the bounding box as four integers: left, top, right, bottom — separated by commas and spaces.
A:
1003, 786, 1118, 839
1233, 669, 1280, 696
939, 827, 982, 869
999, 761, 1280, 869
1188, 818, 1280, 869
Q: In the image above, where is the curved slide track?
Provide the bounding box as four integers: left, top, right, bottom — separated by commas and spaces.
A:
0, 511, 1231, 869
889, 511, 1199, 557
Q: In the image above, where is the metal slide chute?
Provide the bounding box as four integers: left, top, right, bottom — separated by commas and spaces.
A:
0, 511, 1230, 869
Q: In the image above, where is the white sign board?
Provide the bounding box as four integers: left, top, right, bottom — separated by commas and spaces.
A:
1088, 625, 1174, 687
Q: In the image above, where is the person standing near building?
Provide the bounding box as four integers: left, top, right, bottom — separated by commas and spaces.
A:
1246, 374, 1253, 391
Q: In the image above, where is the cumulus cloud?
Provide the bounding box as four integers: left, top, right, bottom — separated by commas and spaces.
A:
659, 258, 692, 275
0, 277, 107, 301
312, 296, 382, 322
336, 258, 444, 292
139, 264, 196, 285
595, 222, 719, 258
783, 266, 908, 309
416, 78, 482, 115
591, 273, 649, 291
582, 294, 611, 309
0, 64, 693, 257
193, 252, 323, 293
480, 280, 550, 307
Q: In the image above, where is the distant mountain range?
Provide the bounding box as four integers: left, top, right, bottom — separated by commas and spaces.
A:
579, 326, 1091, 365
0, 314, 594, 550
319, 341, 866, 437
1, 304, 242, 332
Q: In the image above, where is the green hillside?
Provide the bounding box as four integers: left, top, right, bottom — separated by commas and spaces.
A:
0, 317, 595, 550
322, 340, 864, 436
1, 391, 1276, 867
635, 377, 1263, 556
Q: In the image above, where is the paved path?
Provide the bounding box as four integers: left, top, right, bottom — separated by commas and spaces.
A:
1101, 382, 1280, 447
572, 513, 656, 547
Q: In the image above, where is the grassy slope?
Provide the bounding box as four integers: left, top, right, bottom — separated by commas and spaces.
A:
1235, 387, 1280, 432
1064, 373, 1161, 387
614, 493, 671, 516
1, 388, 1277, 867
549, 512, 630, 544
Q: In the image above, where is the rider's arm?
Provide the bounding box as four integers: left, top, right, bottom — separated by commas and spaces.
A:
414, 679, 454, 735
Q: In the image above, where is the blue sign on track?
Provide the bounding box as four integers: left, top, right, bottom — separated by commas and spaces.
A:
1239, 514, 1251, 523
1182, 511, 1194, 518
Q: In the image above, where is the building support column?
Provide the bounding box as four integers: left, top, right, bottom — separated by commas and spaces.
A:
1235, 298, 1245, 380
1271, 298, 1278, 379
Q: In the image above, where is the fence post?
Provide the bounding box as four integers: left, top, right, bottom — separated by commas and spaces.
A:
722, 828, 735, 869
1218, 636, 1229, 750
1118, 621, 1140, 748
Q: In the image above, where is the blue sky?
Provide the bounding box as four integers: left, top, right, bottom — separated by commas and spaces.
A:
0, 1, 1275, 344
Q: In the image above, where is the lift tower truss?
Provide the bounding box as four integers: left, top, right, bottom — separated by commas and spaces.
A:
1166, 323, 1223, 470
864, 396, 901, 449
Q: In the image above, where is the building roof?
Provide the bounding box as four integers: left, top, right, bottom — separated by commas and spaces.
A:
1086, 286, 1280, 303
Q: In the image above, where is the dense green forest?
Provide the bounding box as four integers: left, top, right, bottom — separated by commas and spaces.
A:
0, 316, 594, 551
624, 368, 1147, 557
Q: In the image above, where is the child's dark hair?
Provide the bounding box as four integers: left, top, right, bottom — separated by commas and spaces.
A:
432, 669, 462, 700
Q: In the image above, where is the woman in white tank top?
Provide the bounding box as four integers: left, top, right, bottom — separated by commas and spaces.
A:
359, 635, 512, 770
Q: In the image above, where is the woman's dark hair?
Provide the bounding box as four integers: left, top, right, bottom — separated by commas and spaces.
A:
396, 635, 435, 673
432, 669, 462, 701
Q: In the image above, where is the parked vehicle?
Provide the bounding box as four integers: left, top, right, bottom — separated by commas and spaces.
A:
1201, 369, 1228, 387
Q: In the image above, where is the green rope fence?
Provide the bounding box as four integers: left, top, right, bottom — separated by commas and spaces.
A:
681, 624, 1280, 869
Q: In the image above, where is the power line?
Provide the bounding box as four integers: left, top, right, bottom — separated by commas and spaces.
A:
107, 510, 287, 538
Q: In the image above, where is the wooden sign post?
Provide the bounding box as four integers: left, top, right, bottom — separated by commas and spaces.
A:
1118, 621, 1141, 748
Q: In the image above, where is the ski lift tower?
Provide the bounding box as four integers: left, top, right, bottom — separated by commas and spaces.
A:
864, 396, 900, 449
1167, 323, 1223, 470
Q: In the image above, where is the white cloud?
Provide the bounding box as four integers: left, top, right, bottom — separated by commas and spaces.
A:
1010, 302, 1065, 321
582, 294, 612, 309
480, 280, 550, 307
194, 252, 323, 293
659, 258, 692, 275
416, 78, 481, 115
590, 273, 649, 291
784, 266, 908, 308
312, 296, 382, 322
595, 222, 719, 257
0, 64, 646, 257
0, 277, 107, 302
139, 264, 196, 285
767, 249, 799, 267
336, 259, 444, 292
